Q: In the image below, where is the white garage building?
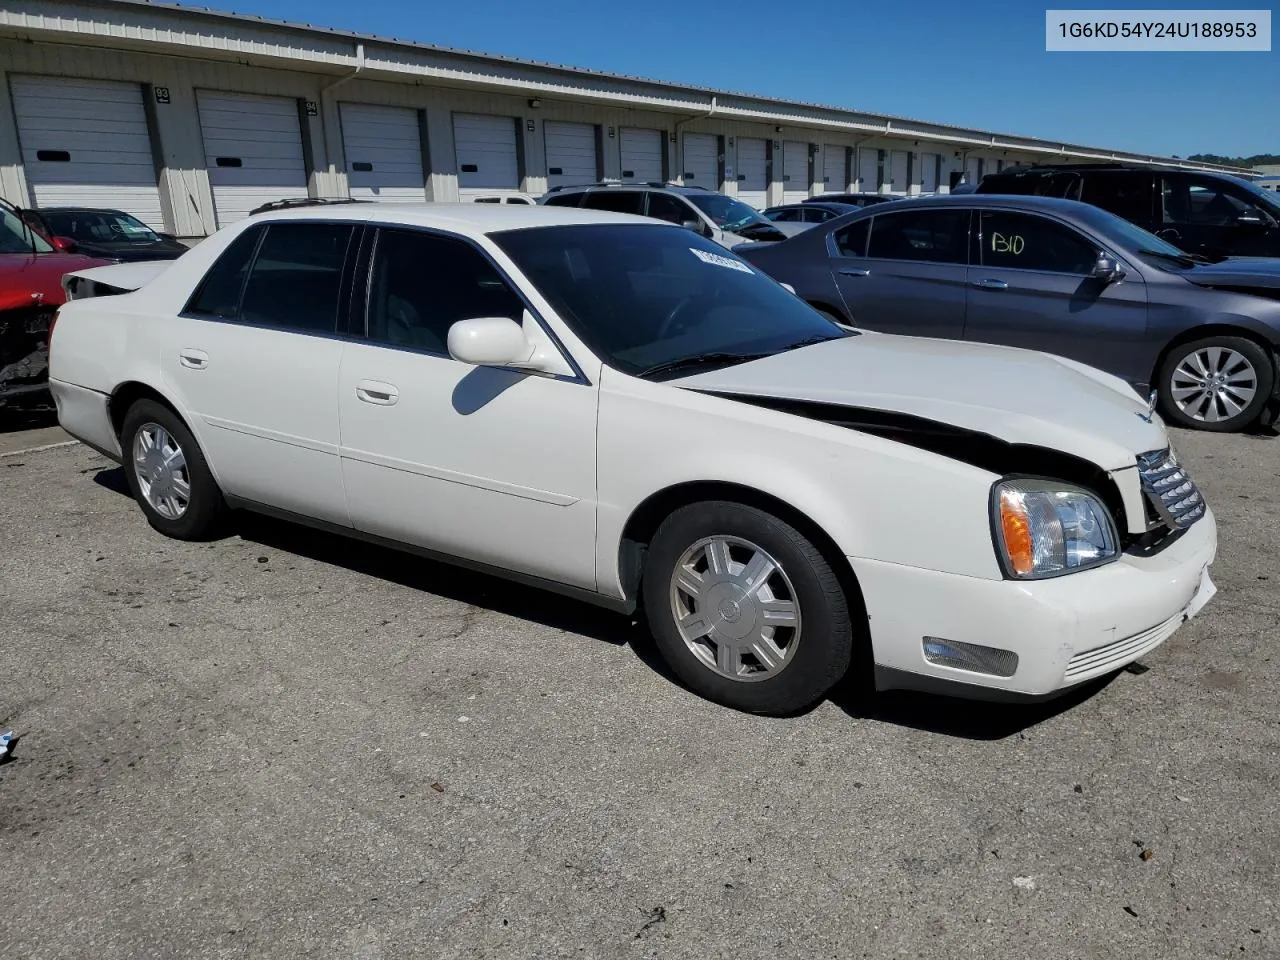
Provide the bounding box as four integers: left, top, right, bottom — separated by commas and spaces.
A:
0, 0, 1251, 238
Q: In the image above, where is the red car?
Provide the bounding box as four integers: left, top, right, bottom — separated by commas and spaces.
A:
1, 198, 110, 406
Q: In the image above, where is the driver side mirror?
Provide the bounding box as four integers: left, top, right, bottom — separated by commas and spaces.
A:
1092, 253, 1125, 283
681, 219, 710, 237
52, 236, 78, 253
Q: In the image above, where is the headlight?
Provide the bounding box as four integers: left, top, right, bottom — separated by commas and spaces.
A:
993, 479, 1119, 579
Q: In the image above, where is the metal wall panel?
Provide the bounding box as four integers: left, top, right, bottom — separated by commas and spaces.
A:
735, 137, 767, 209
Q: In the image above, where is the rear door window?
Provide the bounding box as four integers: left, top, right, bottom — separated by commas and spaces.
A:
832, 219, 870, 257
237, 222, 356, 333
866, 209, 968, 263
581, 191, 645, 215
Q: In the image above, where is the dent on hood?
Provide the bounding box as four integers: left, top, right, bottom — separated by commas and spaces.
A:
695, 390, 1133, 531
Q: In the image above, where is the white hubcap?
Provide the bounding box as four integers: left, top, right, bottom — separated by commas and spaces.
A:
133, 423, 190, 520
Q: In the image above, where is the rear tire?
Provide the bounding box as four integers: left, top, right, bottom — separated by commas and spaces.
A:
1157, 335, 1273, 432
641, 501, 855, 715
121, 399, 227, 540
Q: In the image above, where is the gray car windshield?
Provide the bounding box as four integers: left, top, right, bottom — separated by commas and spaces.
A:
44, 210, 159, 244
491, 224, 849, 378
684, 193, 772, 232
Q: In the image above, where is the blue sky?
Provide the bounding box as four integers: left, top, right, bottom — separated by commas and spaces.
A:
204, 0, 1275, 157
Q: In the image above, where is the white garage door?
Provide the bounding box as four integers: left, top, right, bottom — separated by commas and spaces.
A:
10, 75, 164, 228
681, 133, 718, 190
454, 113, 520, 199
544, 121, 597, 190
822, 145, 847, 193
888, 151, 909, 195
197, 90, 307, 227
736, 137, 767, 209
857, 148, 880, 192
921, 152, 940, 192
782, 141, 809, 203
340, 103, 425, 202
619, 127, 664, 182
965, 156, 985, 187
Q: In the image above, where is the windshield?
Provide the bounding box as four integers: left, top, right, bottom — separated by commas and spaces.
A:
491, 223, 849, 378
684, 193, 771, 232
1083, 206, 1201, 269
43, 210, 159, 244
0, 204, 52, 254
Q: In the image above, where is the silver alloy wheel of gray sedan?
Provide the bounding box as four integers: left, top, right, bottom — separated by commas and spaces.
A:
132, 422, 191, 520
669, 535, 801, 682
1169, 346, 1258, 423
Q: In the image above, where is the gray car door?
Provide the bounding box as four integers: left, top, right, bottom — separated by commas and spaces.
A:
964, 209, 1150, 383
829, 207, 970, 339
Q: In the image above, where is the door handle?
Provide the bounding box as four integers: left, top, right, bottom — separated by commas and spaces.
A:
971, 278, 1008, 290
355, 380, 399, 406
178, 349, 209, 370
839, 267, 871, 277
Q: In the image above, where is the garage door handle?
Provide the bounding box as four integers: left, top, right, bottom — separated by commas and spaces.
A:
178, 349, 208, 370
839, 268, 871, 277
355, 380, 399, 406
971, 278, 1008, 290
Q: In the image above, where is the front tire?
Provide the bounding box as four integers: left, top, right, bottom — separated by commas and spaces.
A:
1158, 336, 1273, 432
121, 399, 227, 540
641, 501, 855, 715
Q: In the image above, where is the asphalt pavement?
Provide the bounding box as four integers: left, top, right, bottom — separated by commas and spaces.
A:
1, 422, 1277, 959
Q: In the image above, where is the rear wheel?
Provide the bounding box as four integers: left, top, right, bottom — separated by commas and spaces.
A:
641, 501, 855, 715
1158, 336, 1273, 432
121, 399, 227, 540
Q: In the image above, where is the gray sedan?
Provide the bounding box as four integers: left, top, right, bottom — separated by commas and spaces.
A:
736, 194, 1280, 432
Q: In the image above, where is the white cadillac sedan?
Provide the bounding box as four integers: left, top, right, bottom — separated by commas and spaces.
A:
48, 203, 1217, 715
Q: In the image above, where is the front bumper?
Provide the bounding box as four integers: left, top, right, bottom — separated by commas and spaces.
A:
851, 507, 1218, 698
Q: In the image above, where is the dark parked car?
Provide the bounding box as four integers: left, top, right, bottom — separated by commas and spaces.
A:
975, 163, 1280, 261
19, 207, 189, 262
762, 201, 862, 226
736, 194, 1280, 432
803, 192, 898, 208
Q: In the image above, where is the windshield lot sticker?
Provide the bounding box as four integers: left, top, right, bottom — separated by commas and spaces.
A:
691, 247, 754, 274
992, 232, 1025, 255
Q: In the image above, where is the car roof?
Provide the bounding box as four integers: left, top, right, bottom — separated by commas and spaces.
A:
32, 207, 131, 215
245, 201, 668, 233
544, 182, 708, 195
842, 193, 1105, 215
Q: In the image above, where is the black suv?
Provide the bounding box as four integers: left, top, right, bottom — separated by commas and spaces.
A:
976, 163, 1280, 260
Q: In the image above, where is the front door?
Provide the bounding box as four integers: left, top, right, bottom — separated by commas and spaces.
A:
159, 220, 353, 526
963, 209, 1150, 386
336, 226, 599, 590
1158, 173, 1280, 259
830, 206, 970, 340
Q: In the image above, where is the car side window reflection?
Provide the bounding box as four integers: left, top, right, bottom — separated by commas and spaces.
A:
365, 229, 524, 356
977, 211, 1096, 274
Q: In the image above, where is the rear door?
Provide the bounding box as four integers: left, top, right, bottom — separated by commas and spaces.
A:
963, 208, 1150, 383
830, 207, 970, 339
160, 220, 354, 525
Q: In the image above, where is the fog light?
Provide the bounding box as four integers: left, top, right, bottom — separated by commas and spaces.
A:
922, 637, 1019, 678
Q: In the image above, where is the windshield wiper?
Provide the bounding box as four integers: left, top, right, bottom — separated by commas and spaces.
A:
637, 352, 773, 379
1138, 248, 1203, 268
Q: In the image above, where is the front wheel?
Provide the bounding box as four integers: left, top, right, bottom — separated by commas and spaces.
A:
1157, 336, 1273, 432
641, 501, 855, 715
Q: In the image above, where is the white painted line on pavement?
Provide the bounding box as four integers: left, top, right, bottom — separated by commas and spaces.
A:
0, 439, 80, 458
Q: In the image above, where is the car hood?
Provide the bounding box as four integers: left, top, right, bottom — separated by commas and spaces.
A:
1182, 257, 1280, 290
0, 252, 111, 305
670, 333, 1165, 471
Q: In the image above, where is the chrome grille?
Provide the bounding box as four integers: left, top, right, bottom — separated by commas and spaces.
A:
1137, 448, 1206, 529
